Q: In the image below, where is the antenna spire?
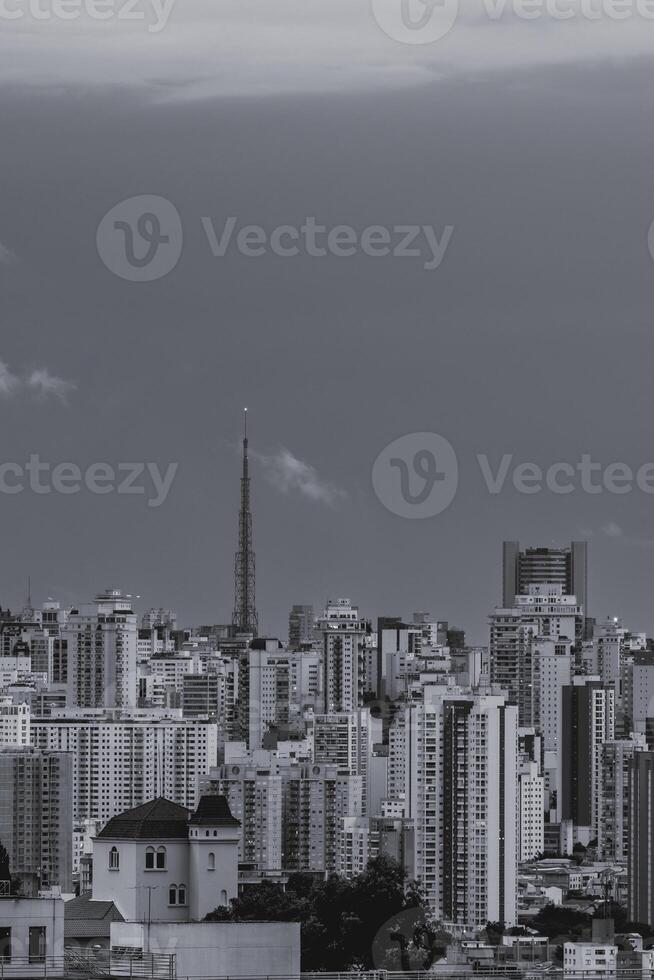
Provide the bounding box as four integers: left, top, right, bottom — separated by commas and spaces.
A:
232, 410, 258, 636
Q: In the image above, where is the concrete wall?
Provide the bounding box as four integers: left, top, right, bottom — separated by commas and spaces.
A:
0, 898, 64, 967
112, 920, 301, 979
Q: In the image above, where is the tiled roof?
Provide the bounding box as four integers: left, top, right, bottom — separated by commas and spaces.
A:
190, 795, 240, 827
96, 798, 191, 840
65, 895, 124, 938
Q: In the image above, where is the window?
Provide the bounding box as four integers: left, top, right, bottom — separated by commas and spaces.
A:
208, 852, 215, 871
145, 847, 155, 869
0, 928, 11, 963
156, 846, 166, 869
29, 927, 46, 964
168, 884, 187, 906
109, 847, 119, 870
220, 889, 228, 905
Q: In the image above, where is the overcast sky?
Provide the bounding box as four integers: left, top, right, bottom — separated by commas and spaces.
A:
2, 1, 654, 642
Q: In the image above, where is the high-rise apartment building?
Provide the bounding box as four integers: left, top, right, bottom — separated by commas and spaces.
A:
200, 751, 363, 874
561, 678, 615, 835
62, 589, 138, 709
490, 586, 581, 725
628, 751, 654, 925
399, 685, 518, 929
317, 599, 368, 713
502, 541, 588, 620
288, 605, 316, 650
518, 760, 544, 861
31, 709, 218, 824
376, 618, 422, 700
0, 746, 73, 893
598, 735, 646, 863
310, 708, 383, 815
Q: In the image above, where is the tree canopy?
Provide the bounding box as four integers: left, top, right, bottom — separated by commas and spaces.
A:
205, 857, 442, 971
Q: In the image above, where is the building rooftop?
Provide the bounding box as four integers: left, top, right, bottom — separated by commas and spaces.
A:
96, 798, 191, 840
96, 795, 239, 839
65, 894, 124, 939
189, 795, 240, 827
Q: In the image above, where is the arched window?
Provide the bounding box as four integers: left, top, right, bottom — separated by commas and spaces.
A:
156, 846, 166, 870
207, 852, 215, 871
168, 884, 177, 905
109, 847, 119, 870
177, 884, 187, 906
145, 847, 155, 870
220, 890, 228, 906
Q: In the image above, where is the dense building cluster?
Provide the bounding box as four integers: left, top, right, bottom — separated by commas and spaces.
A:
1, 435, 654, 976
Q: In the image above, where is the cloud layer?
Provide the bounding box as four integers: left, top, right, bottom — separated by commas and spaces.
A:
0, 360, 77, 403
254, 447, 347, 507
1, 0, 653, 98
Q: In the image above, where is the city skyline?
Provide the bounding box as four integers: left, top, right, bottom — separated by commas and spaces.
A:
0, 416, 651, 645
2, 2, 654, 974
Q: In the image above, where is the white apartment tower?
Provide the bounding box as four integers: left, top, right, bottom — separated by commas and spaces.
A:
63, 589, 138, 709
518, 760, 545, 861
32, 710, 218, 824
317, 599, 367, 713
402, 686, 518, 930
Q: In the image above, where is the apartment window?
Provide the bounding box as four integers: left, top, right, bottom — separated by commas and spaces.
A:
208, 852, 215, 871
109, 847, 119, 870
156, 846, 166, 869
145, 847, 155, 869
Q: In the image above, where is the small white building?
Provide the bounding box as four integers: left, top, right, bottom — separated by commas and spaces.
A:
0, 897, 65, 977
564, 942, 618, 976
92, 796, 240, 923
